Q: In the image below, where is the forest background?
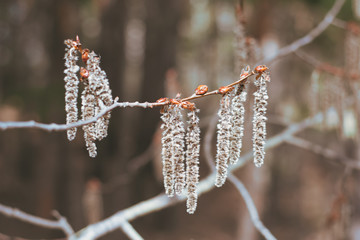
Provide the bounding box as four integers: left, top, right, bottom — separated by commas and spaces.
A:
0, 0, 359, 239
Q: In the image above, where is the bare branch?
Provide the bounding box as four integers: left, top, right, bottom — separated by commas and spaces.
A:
119, 221, 144, 240
0, 203, 74, 237
260, 0, 345, 65
0, 101, 154, 132
0, 71, 256, 132
332, 18, 347, 29
228, 174, 276, 240
285, 136, 360, 170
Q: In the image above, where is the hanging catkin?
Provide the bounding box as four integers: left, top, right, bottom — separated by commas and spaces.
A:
185, 109, 201, 214
252, 72, 270, 167
64, 40, 80, 141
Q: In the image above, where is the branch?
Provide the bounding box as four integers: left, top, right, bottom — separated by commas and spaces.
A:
71, 112, 324, 240
0, 71, 255, 132
119, 221, 144, 240
228, 174, 276, 240
260, 0, 345, 65
285, 136, 360, 170
0, 203, 74, 237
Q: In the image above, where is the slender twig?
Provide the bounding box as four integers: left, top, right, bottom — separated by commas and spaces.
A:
119, 221, 144, 240
285, 136, 360, 170
228, 174, 276, 240
295, 50, 360, 79
0, 72, 254, 132
332, 18, 347, 29
259, 0, 345, 65
0, 203, 74, 237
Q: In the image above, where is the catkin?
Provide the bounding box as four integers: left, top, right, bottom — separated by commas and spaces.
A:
229, 88, 246, 165
86, 52, 113, 141
160, 106, 175, 197
185, 109, 200, 214
81, 84, 97, 158
171, 106, 186, 195
64, 40, 80, 141
215, 93, 232, 187
252, 72, 270, 167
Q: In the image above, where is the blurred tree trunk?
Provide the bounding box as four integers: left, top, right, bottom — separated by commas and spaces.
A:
131, 0, 185, 230
98, 1, 129, 231
136, 0, 183, 153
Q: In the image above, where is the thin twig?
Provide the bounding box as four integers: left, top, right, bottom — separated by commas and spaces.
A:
70, 112, 324, 240
119, 221, 144, 240
295, 50, 360, 79
285, 136, 360, 170
0, 72, 254, 132
0, 203, 74, 237
332, 18, 347, 29
228, 174, 276, 240
259, 0, 345, 65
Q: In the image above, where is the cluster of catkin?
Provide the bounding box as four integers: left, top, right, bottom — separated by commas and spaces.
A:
64, 37, 113, 157
215, 66, 270, 187
160, 102, 200, 214
159, 66, 269, 213
308, 22, 360, 139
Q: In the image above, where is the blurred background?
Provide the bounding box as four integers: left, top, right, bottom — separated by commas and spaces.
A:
0, 0, 360, 239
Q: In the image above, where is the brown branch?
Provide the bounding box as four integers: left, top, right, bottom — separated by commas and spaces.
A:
0, 71, 255, 132
295, 50, 360, 79
260, 0, 345, 65
285, 136, 360, 170
0, 204, 74, 237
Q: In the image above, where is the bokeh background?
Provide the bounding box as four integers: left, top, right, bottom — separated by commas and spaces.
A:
0, 0, 359, 239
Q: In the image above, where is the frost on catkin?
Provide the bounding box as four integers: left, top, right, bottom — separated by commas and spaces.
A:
160, 106, 175, 197
64, 40, 80, 141
81, 84, 97, 158
215, 93, 232, 187
86, 52, 113, 141
252, 72, 270, 168
185, 109, 200, 214
229, 88, 246, 165
171, 106, 186, 195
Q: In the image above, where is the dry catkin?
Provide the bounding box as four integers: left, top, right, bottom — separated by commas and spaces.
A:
215, 93, 232, 187
81, 84, 97, 158
86, 52, 113, 141
171, 105, 186, 195
64, 40, 80, 141
252, 73, 270, 167
229, 88, 246, 165
185, 109, 200, 214
160, 106, 175, 197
